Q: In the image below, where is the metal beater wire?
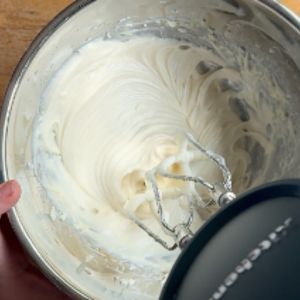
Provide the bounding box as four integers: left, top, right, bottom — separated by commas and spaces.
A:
128, 133, 233, 250
186, 133, 232, 192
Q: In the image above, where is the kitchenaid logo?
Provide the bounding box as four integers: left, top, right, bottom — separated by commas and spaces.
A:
209, 217, 294, 300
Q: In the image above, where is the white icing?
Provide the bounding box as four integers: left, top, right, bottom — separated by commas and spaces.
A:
28, 36, 287, 296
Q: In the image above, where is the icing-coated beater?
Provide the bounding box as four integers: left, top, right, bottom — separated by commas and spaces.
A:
127, 133, 236, 250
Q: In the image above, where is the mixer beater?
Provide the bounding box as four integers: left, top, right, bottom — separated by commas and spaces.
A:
126, 133, 236, 251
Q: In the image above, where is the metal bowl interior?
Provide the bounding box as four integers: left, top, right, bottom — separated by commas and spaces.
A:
1, 0, 300, 299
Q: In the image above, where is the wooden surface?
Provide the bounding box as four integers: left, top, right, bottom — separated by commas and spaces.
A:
0, 0, 73, 102
283, 0, 300, 15
0, 0, 299, 104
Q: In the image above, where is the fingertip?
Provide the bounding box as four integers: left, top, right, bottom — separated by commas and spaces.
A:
0, 180, 21, 215
8, 180, 22, 202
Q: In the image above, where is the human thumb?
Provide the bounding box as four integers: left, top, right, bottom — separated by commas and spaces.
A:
0, 180, 21, 216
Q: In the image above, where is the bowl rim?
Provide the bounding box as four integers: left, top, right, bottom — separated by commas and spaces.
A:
0, 0, 299, 299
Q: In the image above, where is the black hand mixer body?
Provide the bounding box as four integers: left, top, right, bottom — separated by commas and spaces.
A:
161, 179, 300, 300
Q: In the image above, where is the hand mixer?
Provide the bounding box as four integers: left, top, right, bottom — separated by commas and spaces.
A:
126, 133, 300, 300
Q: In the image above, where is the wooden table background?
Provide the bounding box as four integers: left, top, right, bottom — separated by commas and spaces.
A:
0, 0, 299, 103
0, 0, 73, 102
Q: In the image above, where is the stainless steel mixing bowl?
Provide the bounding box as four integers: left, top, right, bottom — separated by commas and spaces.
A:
1, 0, 300, 299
